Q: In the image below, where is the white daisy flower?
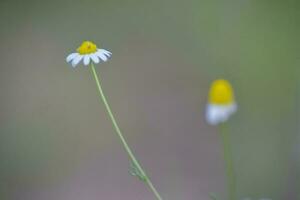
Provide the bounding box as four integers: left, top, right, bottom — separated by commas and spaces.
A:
66, 41, 112, 67
206, 79, 237, 125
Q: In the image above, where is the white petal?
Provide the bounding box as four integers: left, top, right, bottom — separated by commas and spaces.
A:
100, 49, 112, 57
66, 53, 78, 63
90, 53, 100, 64
83, 55, 91, 66
206, 105, 221, 125
71, 55, 83, 67
206, 104, 236, 125
96, 50, 109, 62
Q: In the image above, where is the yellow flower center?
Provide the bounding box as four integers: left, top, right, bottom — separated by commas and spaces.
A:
77, 41, 98, 55
208, 79, 235, 105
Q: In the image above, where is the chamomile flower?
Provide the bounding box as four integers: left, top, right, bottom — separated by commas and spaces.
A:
206, 79, 237, 125
66, 41, 112, 67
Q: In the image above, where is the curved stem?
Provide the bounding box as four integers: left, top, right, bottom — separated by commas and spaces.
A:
90, 63, 163, 200
219, 124, 236, 200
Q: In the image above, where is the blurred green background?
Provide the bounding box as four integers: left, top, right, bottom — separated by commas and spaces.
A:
0, 0, 299, 199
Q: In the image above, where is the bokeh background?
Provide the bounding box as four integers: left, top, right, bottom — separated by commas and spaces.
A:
0, 0, 299, 199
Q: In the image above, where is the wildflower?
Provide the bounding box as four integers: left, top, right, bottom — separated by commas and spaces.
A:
66, 41, 112, 67
206, 79, 237, 125
66, 41, 164, 200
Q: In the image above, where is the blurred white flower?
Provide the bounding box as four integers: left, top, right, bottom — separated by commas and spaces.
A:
206, 79, 237, 125
66, 41, 112, 67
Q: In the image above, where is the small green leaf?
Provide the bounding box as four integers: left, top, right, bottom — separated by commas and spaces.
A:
129, 162, 147, 182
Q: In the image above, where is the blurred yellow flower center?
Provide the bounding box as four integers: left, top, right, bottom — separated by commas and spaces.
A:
77, 41, 98, 55
209, 79, 235, 105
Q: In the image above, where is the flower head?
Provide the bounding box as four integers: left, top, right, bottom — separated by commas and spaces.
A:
206, 79, 237, 125
66, 41, 112, 67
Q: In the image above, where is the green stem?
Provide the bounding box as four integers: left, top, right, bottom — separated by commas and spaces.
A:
90, 63, 163, 200
219, 123, 236, 200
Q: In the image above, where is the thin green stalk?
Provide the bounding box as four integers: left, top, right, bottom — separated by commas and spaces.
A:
90, 63, 163, 200
219, 123, 236, 200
